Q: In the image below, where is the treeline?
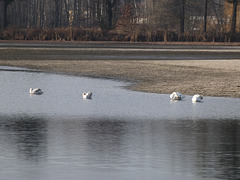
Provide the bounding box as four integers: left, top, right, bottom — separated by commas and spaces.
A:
0, 0, 240, 42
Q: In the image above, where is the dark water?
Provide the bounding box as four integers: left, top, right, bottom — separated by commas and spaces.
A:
0, 67, 240, 180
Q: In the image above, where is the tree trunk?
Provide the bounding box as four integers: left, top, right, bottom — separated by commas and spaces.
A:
231, 0, 238, 34
180, 0, 185, 34
204, 0, 208, 33
64, 0, 69, 27
54, 0, 60, 27
107, 3, 112, 28
40, 0, 44, 27
3, 2, 8, 28
105, 0, 117, 29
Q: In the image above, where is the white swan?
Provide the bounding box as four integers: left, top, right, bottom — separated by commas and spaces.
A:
30, 88, 43, 95
192, 94, 203, 102
82, 92, 92, 99
170, 92, 184, 100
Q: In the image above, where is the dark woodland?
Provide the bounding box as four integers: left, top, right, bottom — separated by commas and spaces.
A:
1, 0, 240, 42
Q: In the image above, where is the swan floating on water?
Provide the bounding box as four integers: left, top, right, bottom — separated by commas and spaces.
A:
192, 94, 203, 102
170, 92, 184, 100
82, 92, 92, 99
30, 88, 43, 95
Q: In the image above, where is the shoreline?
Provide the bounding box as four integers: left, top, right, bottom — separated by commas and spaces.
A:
0, 60, 240, 98
0, 41, 240, 98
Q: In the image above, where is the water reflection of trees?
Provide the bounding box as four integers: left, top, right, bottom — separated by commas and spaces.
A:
0, 115, 47, 162
171, 119, 240, 179
211, 120, 240, 179
85, 118, 127, 163
84, 118, 240, 179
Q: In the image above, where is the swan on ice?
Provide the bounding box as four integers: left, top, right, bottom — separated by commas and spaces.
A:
30, 88, 43, 95
192, 94, 203, 102
82, 92, 92, 99
170, 92, 184, 100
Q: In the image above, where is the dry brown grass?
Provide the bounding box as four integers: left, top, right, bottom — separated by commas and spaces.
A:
1, 28, 240, 42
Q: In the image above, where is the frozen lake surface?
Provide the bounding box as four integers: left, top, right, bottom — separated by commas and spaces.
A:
0, 66, 240, 180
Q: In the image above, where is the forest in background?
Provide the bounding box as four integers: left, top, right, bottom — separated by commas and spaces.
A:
1, 0, 240, 42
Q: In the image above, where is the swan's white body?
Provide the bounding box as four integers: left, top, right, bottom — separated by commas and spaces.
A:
192, 94, 203, 102
30, 88, 43, 95
170, 92, 184, 100
82, 92, 92, 99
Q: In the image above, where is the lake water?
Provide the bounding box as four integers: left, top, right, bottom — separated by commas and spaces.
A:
0, 66, 240, 180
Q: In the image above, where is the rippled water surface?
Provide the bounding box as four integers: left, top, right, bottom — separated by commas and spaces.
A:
0, 67, 240, 180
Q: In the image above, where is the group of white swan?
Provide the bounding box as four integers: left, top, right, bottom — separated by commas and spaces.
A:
30, 88, 92, 99
170, 92, 203, 102
30, 88, 202, 102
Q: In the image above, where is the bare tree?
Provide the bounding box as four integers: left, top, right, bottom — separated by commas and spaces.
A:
116, 2, 135, 33
0, 0, 14, 28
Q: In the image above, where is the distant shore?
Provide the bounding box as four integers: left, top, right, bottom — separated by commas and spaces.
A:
0, 41, 240, 98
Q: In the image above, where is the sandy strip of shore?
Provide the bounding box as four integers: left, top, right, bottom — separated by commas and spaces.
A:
0, 60, 240, 98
